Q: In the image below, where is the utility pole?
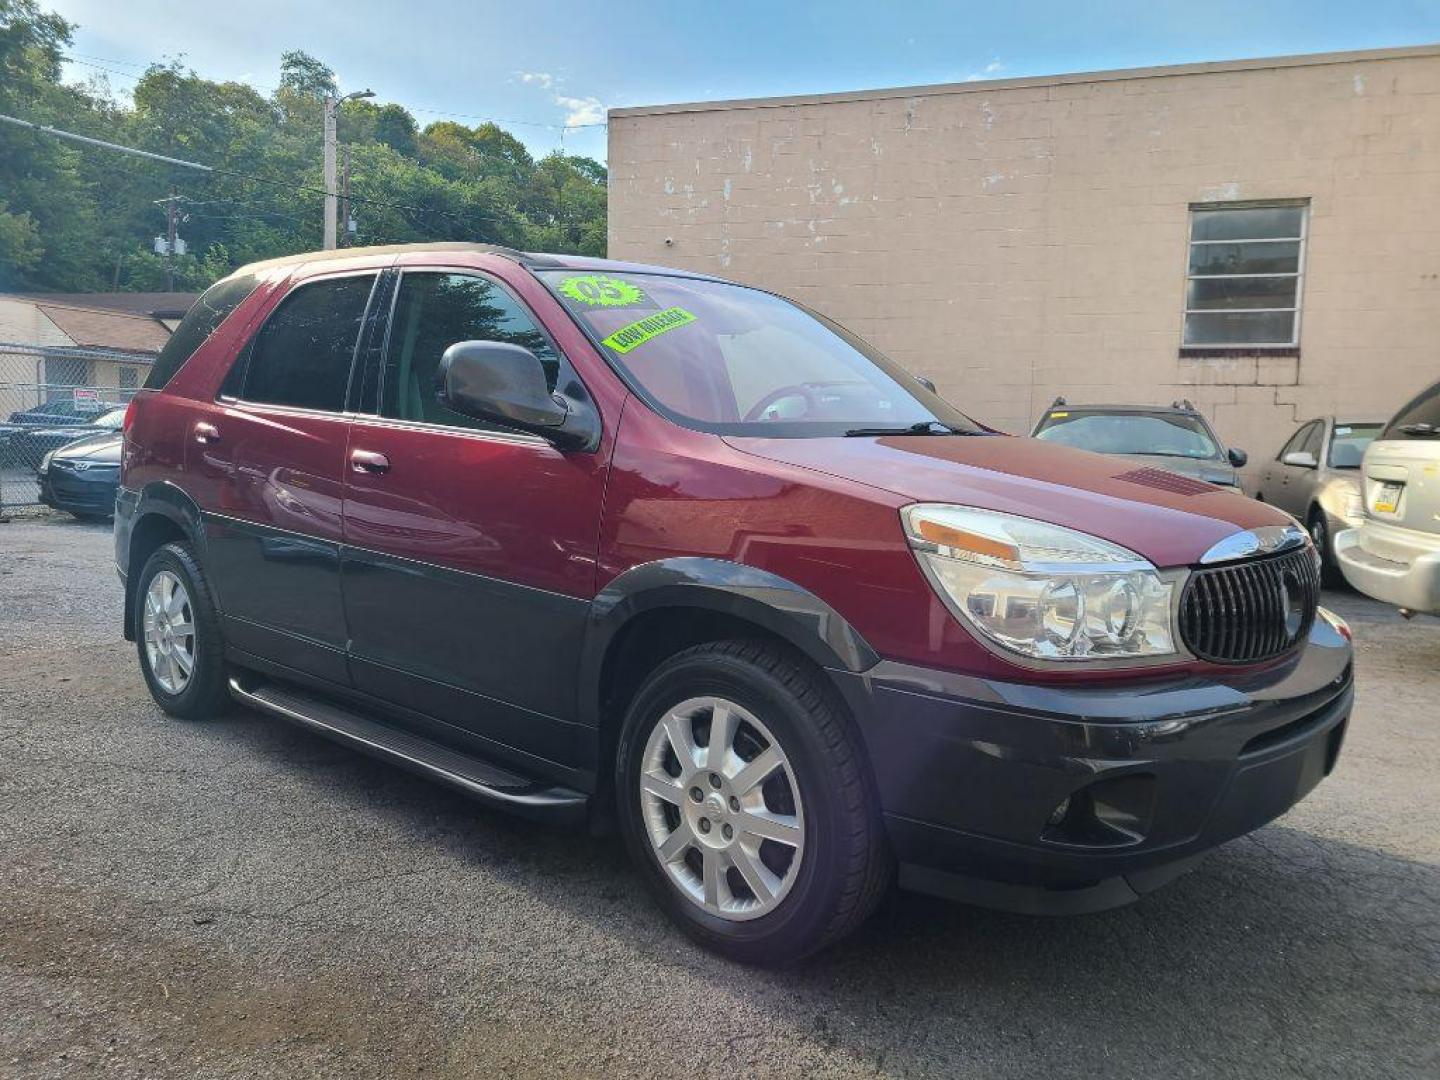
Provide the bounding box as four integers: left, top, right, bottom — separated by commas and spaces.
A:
153, 190, 187, 289
323, 89, 374, 249
339, 145, 351, 247
165, 187, 178, 290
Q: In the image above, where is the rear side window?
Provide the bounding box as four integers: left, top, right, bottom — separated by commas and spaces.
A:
241, 275, 377, 412
144, 274, 258, 390
1382, 382, 1440, 440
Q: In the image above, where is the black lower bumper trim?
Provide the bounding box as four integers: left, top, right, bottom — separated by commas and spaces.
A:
899, 852, 1206, 916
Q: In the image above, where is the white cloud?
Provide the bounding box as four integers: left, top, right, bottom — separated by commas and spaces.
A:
517, 71, 556, 89
555, 94, 605, 128
964, 58, 1006, 82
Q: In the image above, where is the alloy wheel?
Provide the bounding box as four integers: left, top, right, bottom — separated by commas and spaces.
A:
639, 696, 805, 921
143, 570, 196, 695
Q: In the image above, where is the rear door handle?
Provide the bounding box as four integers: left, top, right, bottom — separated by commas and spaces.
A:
193, 422, 220, 445
350, 449, 391, 474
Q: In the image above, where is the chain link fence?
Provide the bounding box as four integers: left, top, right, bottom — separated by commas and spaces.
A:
1, 346, 150, 516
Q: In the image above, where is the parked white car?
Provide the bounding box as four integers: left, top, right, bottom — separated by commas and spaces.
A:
1335, 379, 1440, 616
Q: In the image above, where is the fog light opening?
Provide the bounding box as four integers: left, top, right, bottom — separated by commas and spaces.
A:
1040, 775, 1157, 849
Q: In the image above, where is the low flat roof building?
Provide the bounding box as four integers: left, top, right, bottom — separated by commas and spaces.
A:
607, 45, 1440, 471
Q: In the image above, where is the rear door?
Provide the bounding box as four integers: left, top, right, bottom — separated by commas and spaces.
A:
1364, 383, 1440, 538
186, 270, 382, 685
339, 265, 608, 768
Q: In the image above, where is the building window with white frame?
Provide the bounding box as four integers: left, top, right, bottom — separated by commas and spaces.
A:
1184, 201, 1307, 349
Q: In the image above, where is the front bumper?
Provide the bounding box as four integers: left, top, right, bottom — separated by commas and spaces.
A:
831, 619, 1353, 914
1336, 523, 1440, 614
38, 466, 120, 515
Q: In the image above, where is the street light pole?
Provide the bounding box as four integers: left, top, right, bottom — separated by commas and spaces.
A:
323, 88, 374, 250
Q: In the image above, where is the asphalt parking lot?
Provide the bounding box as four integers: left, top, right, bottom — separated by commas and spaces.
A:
1, 515, 1437, 1079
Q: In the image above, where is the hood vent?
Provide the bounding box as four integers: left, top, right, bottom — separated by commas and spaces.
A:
1113, 467, 1217, 497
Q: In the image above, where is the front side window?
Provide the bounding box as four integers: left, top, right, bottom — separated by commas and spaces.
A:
539, 270, 977, 437
1278, 421, 1319, 460
1184, 202, 1306, 348
241, 274, 376, 412
1034, 411, 1221, 460
381, 272, 559, 431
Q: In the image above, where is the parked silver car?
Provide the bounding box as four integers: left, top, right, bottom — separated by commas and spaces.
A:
1254, 416, 1383, 580
1336, 380, 1440, 616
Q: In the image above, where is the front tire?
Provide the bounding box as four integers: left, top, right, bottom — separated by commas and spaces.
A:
1308, 508, 1342, 587
134, 542, 229, 720
615, 640, 891, 965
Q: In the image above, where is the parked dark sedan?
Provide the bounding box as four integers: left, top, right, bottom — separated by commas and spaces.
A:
12, 407, 127, 469
7, 398, 123, 426
38, 424, 123, 519
1031, 399, 1248, 491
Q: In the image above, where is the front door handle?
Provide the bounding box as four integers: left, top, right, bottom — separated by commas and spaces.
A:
350, 449, 391, 474
193, 421, 220, 445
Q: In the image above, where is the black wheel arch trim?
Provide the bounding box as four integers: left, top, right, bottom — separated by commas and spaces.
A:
118, 481, 210, 640
576, 557, 880, 727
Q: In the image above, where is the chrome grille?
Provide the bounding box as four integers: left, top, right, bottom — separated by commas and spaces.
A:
1180, 547, 1320, 663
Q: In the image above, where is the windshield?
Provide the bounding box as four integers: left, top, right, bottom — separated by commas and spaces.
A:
538, 270, 979, 437
1328, 422, 1381, 468
97, 408, 127, 430
1034, 410, 1221, 460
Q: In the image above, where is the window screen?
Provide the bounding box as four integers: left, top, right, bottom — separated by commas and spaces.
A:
145, 274, 257, 390
381, 272, 558, 431
1184, 203, 1306, 348
242, 275, 376, 412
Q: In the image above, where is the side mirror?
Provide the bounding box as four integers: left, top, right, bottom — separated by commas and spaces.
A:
1227, 447, 1248, 468
1281, 450, 1316, 468
915, 375, 938, 394
439, 341, 594, 449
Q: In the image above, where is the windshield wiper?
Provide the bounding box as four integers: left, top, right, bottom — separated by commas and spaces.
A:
843, 421, 972, 437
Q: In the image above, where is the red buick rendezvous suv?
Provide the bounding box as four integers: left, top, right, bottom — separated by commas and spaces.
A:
117, 244, 1353, 962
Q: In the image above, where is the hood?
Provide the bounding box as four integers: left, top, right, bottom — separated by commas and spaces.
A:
724, 433, 1289, 569
53, 431, 122, 461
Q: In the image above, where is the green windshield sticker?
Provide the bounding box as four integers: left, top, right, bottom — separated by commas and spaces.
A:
558, 274, 646, 307
601, 307, 697, 354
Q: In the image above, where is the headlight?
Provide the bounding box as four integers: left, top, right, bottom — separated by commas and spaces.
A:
39, 450, 54, 472
901, 505, 1178, 662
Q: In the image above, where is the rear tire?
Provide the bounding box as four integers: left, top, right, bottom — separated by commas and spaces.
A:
134, 542, 230, 720
615, 639, 891, 965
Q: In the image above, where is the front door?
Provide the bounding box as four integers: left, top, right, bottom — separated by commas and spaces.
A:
340, 268, 608, 768
1273, 420, 1323, 517
186, 271, 380, 685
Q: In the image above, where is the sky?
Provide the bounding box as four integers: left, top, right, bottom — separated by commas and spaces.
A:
49, 0, 1440, 163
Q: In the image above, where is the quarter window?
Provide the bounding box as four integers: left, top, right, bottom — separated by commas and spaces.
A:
146, 274, 257, 390
1184, 202, 1306, 348
381, 272, 559, 431
241, 275, 376, 412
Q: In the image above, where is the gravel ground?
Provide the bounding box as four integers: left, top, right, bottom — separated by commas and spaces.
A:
1, 514, 1437, 1079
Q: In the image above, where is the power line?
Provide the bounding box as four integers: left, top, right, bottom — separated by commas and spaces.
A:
0, 110, 510, 228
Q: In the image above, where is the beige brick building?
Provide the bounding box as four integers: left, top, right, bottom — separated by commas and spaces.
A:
607, 45, 1440, 475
